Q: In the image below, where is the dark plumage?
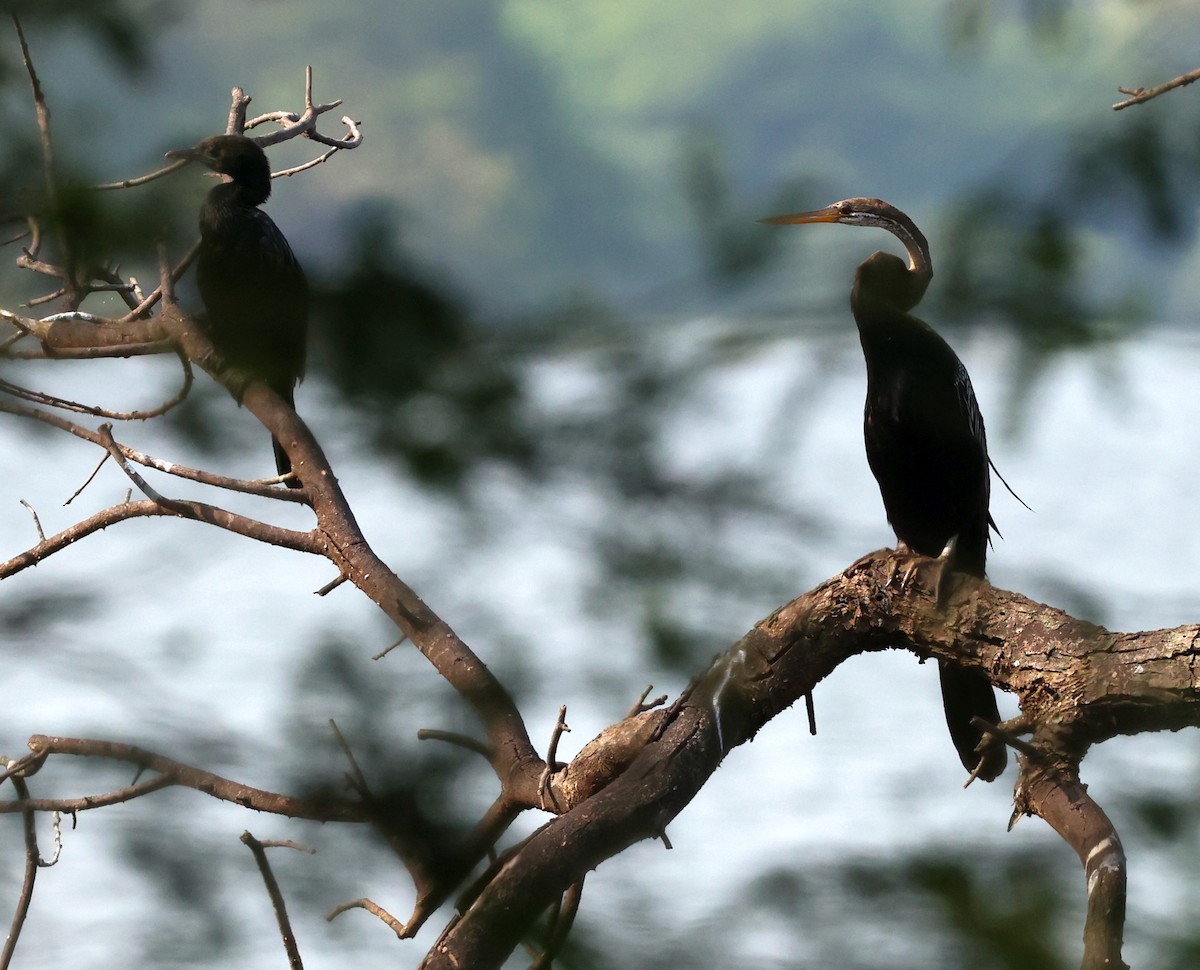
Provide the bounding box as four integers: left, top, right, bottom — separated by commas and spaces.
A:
167, 134, 308, 487
763, 197, 1007, 782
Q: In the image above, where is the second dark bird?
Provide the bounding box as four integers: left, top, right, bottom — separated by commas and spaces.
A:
763, 197, 1008, 782
167, 134, 308, 487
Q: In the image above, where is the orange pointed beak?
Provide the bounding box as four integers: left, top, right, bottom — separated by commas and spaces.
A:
758, 206, 842, 226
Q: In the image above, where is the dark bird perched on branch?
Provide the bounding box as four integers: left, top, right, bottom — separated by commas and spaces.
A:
167, 134, 308, 488
762, 197, 1009, 782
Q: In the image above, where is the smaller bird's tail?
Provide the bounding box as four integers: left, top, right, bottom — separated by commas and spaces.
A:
272, 436, 302, 488
272, 384, 303, 489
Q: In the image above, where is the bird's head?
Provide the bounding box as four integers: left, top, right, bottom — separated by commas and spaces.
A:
166, 134, 272, 202
760, 197, 931, 279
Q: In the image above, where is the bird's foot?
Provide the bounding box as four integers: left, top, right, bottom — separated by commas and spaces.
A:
962, 719, 1016, 787
210, 358, 254, 404
888, 545, 951, 602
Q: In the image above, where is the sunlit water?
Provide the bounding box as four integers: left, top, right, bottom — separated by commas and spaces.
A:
2, 325, 1199, 968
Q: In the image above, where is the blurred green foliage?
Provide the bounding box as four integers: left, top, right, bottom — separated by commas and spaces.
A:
310, 210, 537, 489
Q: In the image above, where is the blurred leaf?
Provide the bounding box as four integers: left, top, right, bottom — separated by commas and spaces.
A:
0, 0, 170, 77
310, 208, 537, 489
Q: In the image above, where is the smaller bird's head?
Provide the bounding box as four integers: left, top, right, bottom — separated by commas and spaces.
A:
166, 134, 272, 203
760, 197, 931, 280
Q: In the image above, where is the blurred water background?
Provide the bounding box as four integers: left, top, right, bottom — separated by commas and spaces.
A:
3, 3, 1200, 968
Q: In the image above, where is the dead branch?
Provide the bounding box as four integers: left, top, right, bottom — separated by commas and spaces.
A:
421, 551, 1196, 968
3, 290, 541, 818
1, 498, 164, 578
12, 13, 80, 308
0, 349, 191, 419
0, 772, 38, 970
1114, 66, 1200, 110
3, 736, 366, 823
0, 398, 310, 505
241, 831, 305, 970
1015, 762, 1127, 970
326, 898, 408, 939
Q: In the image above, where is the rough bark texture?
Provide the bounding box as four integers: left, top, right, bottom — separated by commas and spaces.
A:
422, 550, 1194, 967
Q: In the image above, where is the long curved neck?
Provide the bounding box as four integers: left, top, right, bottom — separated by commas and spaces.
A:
851, 250, 931, 323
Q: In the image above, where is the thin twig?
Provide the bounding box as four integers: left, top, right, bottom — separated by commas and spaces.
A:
416, 729, 492, 760
0, 773, 173, 814
329, 720, 372, 800
274, 117, 364, 178
0, 398, 310, 502
13, 13, 79, 307
315, 574, 348, 596
256, 840, 316, 854
63, 452, 111, 506
24, 287, 65, 307
2, 736, 366, 822
0, 223, 30, 248
325, 898, 407, 938
97, 423, 176, 507
18, 500, 44, 542
118, 239, 200, 322
92, 159, 190, 191
304, 116, 364, 150
537, 707, 571, 812
372, 635, 408, 660
545, 707, 570, 772
1114, 66, 1200, 110
625, 684, 668, 719
0, 329, 28, 352
241, 831, 305, 970
0, 348, 192, 421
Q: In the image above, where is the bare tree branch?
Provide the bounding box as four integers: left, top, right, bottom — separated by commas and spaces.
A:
0, 398, 309, 502
1, 498, 164, 579
0, 350, 192, 420
421, 551, 1196, 968
3, 737, 366, 822
1015, 762, 1128, 970
0, 771, 39, 970
326, 897, 408, 939
11, 13, 80, 307
241, 832, 305, 970
1113, 66, 1200, 110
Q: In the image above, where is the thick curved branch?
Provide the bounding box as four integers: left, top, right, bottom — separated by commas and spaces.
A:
427, 550, 1194, 968
0, 307, 172, 354
1014, 763, 1127, 970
